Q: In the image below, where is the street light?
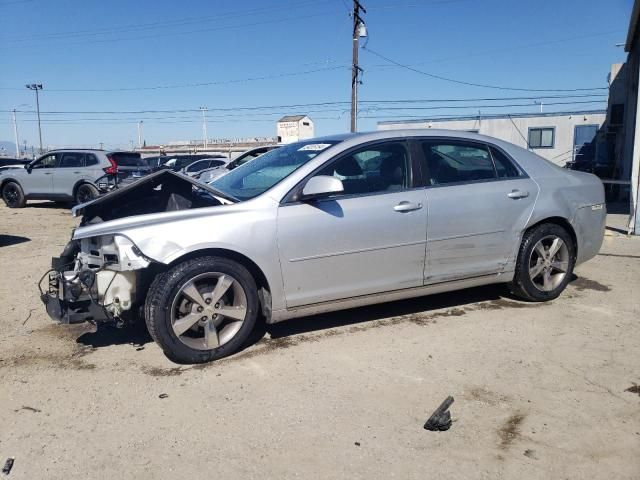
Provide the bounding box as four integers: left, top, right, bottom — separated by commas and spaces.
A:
25, 84, 43, 153
137, 121, 144, 149
12, 103, 30, 158
200, 106, 208, 149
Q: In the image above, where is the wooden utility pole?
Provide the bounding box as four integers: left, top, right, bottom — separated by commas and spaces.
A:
350, 0, 366, 133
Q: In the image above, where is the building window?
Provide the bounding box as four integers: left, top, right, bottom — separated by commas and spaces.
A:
302, 121, 310, 126
528, 127, 555, 149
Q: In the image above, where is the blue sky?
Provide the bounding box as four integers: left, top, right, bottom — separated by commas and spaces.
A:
0, 0, 633, 150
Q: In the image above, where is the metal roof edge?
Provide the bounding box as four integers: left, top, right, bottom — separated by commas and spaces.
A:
377, 109, 607, 125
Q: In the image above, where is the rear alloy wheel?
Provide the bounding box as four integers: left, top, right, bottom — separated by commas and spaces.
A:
2, 181, 26, 208
145, 256, 259, 363
510, 223, 575, 301
75, 184, 99, 205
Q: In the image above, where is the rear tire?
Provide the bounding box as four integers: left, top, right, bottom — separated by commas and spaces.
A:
2, 181, 26, 208
145, 256, 259, 364
75, 184, 99, 205
509, 223, 575, 302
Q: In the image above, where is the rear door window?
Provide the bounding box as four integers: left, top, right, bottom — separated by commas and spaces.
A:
421, 141, 496, 185
58, 152, 85, 168
490, 147, 521, 178
85, 154, 99, 166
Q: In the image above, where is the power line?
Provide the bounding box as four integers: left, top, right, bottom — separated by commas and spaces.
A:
4, 0, 334, 43
12, 100, 606, 124
0, 65, 349, 92
0, 94, 607, 115
362, 46, 609, 92
2, 94, 607, 115
8, 11, 336, 48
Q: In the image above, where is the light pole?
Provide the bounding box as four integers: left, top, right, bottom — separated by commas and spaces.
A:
25, 84, 43, 153
12, 104, 31, 158
137, 121, 144, 149
200, 106, 208, 149
350, 1, 366, 133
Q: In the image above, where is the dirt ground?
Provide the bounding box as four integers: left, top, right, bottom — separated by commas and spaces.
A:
0, 201, 638, 479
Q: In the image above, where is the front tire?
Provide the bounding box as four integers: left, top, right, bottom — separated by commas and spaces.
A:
510, 223, 575, 302
145, 256, 259, 364
75, 184, 99, 205
2, 181, 26, 208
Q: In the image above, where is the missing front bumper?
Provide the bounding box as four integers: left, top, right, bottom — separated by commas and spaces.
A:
39, 268, 109, 324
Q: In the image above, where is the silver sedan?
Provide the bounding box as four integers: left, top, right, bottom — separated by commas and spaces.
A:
41, 130, 605, 363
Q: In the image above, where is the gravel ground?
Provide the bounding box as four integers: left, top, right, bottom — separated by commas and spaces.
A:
0, 201, 639, 479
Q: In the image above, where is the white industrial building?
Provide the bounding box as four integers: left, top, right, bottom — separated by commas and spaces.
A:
378, 110, 607, 167
277, 115, 314, 144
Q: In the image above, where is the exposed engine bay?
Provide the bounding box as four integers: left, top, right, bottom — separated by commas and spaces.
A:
74, 169, 230, 223
40, 171, 232, 324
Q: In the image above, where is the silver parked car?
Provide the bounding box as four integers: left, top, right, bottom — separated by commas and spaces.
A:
1, 149, 150, 207
40, 130, 605, 363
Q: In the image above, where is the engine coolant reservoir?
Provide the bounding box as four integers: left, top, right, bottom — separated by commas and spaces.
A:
96, 270, 136, 314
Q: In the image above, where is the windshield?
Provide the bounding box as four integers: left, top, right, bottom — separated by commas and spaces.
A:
210, 140, 339, 201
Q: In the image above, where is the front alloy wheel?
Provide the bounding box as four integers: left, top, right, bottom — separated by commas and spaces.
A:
171, 272, 248, 350
145, 256, 259, 363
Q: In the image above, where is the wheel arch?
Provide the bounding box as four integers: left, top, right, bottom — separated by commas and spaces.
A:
167, 248, 273, 319
524, 216, 578, 258
72, 180, 97, 197
0, 177, 21, 192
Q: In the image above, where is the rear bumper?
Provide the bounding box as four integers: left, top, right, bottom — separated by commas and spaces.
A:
573, 203, 606, 265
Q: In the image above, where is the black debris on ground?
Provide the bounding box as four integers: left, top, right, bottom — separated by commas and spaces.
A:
424, 396, 454, 431
2, 457, 14, 475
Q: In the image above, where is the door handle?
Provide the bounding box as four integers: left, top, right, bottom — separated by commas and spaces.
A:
394, 201, 423, 212
507, 189, 529, 199
73, 171, 81, 174
43, 172, 53, 175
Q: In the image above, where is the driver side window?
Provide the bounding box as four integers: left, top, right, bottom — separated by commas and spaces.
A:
315, 141, 409, 196
32, 154, 58, 169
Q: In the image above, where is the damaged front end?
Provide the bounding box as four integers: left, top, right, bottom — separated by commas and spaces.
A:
39, 170, 233, 325
39, 234, 150, 324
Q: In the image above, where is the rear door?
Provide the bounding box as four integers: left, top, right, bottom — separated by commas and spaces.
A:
52, 152, 86, 195
418, 139, 538, 283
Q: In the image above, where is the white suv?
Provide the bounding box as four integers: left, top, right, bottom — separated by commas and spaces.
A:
0, 149, 150, 208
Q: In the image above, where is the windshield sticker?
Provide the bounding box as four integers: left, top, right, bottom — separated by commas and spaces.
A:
298, 143, 332, 152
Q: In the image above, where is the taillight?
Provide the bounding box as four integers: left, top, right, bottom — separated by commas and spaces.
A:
104, 155, 117, 174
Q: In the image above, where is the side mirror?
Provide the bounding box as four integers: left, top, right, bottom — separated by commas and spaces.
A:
301, 175, 344, 200
25, 164, 32, 173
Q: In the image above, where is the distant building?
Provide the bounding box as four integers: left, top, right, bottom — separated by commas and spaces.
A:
277, 115, 314, 144
378, 110, 607, 168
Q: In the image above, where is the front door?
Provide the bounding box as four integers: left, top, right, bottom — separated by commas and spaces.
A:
24, 153, 57, 196
277, 141, 428, 307
419, 139, 538, 283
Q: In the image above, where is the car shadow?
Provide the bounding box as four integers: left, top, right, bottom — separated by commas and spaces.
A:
26, 201, 72, 210
73, 284, 510, 352
251, 284, 509, 344
0, 234, 30, 247
75, 320, 153, 348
